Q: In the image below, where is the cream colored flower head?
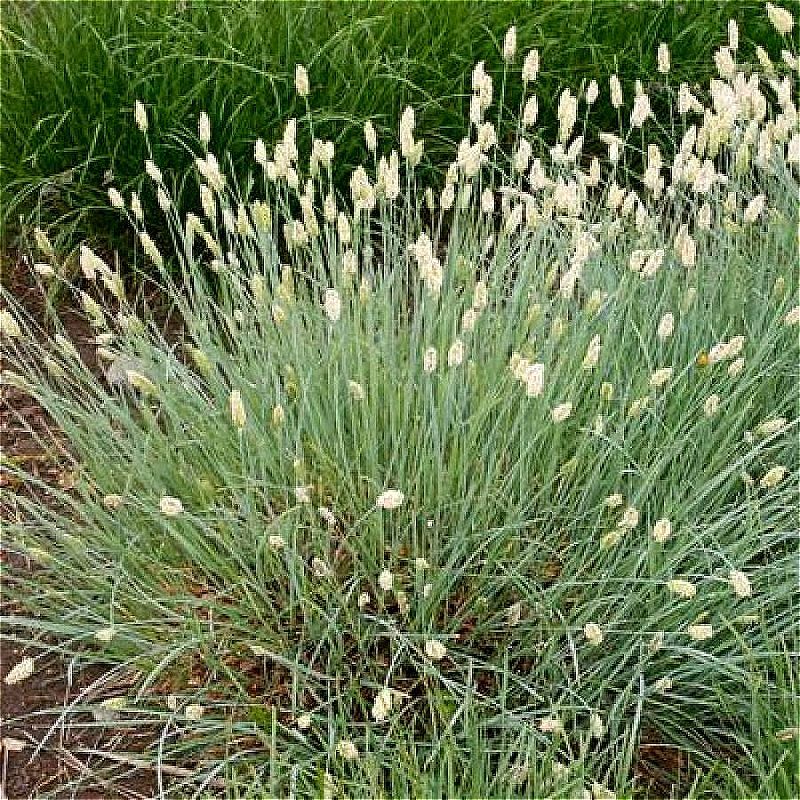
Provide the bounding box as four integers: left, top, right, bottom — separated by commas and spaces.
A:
378, 569, 394, 591
503, 26, 517, 61
447, 339, 465, 367
134, 100, 148, 132
619, 506, 639, 529
323, 288, 341, 323
704, 394, 721, 417
522, 49, 539, 82
756, 418, 787, 437
1, 310, 23, 340
295, 485, 312, 504
424, 639, 447, 661
783, 306, 800, 326
604, 493, 624, 509
551, 402, 573, 423
652, 518, 672, 543
688, 623, 713, 641
729, 570, 752, 598
159, 496, 183, 516
376, 489, 404, 510
657, 312, 674, 340
650, 367, 673, 389
371, 687, 396, 722
337, 739, 359, 760
582, 335, 601, 370
4, 656, 35, 685
295, 64, 310, 97
198, 111, 211, 145
423, 346, 438, 374
667, 578, 697, 599
103, 494, 124, 511
766, 3, 794, 35
538, 716, 564, 734
584, 622, 603, 646
657, 42, 670, 73
760, 465, 787, 489
348, 380, 365, 401
229, 389, 246, 429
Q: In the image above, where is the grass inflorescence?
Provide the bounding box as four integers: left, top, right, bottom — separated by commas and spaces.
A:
0, 0, 788, 261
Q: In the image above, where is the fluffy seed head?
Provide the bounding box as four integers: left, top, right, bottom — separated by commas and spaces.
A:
423, 347, 438, 374
657, 312, 674, 340
103, 494, 124, 511
619, 506, 639, 529
337, 739, 359, 760
371, 688, 395, 722
294, 64, 310, 97
650, 367, 673, 389
657, 42, 670, 73
538, 716, 564, 734
0, 310, 21, 339
159, 496, 183, 516
760, 465, 787, 489
609, 74, 622, 108
134, 100, 148, 132
704, 394, 721, 417
323, 288, 341, 323
743, 194, 766, 223
728, 19, 739, 50
584, 622, 603, 645
766, 3, 794, 35
503, 26, 517, 61
108, 187, 125, 209
364, 120, 377, 153
376, 489, 404, 510
198, 111, 211, 145
729, 570, 752, 598
522, 49, 539, 82
424, 639, 447, 661
378, 569, 394, 591
551, 402, 573, 423
652, 518, 672, 543
582, 335, 601, 369
4, 657, 34, 685
631, 91, 652, 128
688, 624, 713, 641
756, 418, 787, 437
229, 389, 246, 429
604, 493, 624, 509
667, 578, 697, 599
447, 339, 465, 367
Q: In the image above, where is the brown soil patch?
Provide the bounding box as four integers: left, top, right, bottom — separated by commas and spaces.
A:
1, 255, 156, 798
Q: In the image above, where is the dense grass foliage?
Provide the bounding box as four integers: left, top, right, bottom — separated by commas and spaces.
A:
0, 0, 789, 256
2, 4, 799, 798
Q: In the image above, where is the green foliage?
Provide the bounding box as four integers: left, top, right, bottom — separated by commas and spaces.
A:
2, 3, 799, 797
0, 0, 785, 254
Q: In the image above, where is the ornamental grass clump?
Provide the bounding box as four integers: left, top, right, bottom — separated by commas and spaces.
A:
2, 7, 798, 797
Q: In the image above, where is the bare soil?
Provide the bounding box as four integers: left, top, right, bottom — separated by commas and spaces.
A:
1, 256, 156, 798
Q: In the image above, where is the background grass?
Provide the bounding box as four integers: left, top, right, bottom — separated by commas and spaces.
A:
0, 0, 787, 258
